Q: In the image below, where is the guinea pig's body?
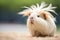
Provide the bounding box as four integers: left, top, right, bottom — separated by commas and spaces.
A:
27, 13, 56, 37
18, 2, 57, 37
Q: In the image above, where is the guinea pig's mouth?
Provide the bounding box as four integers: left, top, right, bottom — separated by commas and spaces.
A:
30, 19, 34, 24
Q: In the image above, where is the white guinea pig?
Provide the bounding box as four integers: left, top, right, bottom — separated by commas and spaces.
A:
18, 2, 57, 37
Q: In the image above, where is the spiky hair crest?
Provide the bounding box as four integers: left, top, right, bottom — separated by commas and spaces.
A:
23, 2, 57, 14
18, 2, 57, 16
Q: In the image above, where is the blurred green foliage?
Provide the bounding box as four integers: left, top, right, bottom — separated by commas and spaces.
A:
0, 0, 60, 11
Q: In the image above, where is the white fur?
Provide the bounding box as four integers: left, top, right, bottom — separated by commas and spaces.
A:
18, 2, 57, 36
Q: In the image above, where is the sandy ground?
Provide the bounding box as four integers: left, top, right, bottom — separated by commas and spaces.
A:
0, 32, 60, 40
0, 23, 60, 40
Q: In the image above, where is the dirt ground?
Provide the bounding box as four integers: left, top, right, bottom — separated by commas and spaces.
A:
0, 32, 60, 40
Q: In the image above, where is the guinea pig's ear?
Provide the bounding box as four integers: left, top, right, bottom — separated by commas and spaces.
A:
43, 13, 48, 20
39, 11, 49, 20
18, 10, 31, 16
43, 12, 56, 21
40, 11, 55, 21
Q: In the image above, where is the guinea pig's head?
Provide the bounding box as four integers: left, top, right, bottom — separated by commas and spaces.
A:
18, 2, 57, 24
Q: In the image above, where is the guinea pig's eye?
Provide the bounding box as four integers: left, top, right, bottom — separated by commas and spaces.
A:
37, 15, 40, 17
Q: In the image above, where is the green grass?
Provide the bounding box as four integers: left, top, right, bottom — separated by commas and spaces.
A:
0, 0, 60, 11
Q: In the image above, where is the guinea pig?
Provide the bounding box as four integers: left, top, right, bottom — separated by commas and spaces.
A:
18, 2, 57, 37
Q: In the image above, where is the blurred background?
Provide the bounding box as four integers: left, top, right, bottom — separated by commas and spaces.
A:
0, 0, 60, 33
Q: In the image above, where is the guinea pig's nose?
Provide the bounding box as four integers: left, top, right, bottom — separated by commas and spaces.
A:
30, 17, 33, 19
